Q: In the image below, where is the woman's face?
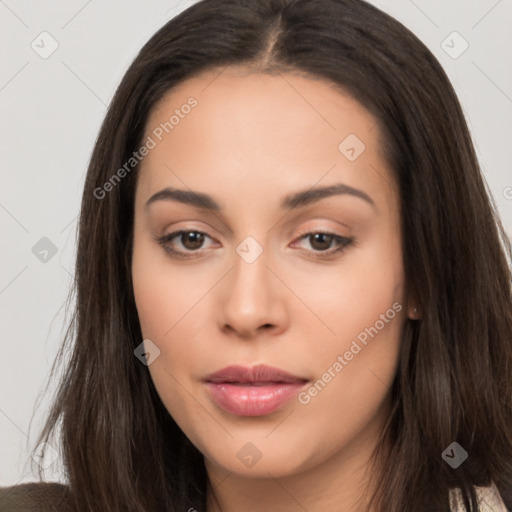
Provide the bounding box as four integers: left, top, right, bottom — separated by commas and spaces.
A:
131, 66, 410, 480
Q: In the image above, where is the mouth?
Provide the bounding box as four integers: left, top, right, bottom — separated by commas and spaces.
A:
204, 364, 309, 416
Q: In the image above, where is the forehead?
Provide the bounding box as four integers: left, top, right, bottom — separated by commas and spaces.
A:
137, 66, 396, 213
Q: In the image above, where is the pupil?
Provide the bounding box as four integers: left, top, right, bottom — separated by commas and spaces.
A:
182, 231, 204, 250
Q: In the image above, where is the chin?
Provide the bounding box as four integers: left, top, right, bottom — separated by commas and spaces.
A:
200, 437, 321, 479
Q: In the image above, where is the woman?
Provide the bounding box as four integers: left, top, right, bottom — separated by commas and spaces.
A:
1, 0, 511, 510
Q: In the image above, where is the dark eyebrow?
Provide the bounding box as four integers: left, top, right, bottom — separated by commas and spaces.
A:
146, 187, 220, 211
281, 183, 375, 210
145, 183, 375, 211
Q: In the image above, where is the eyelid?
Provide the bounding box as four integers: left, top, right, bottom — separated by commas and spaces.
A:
293, 224, 349, 239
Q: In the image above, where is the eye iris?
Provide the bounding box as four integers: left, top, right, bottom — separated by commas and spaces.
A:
310, 233, 333, 251
182, 231, 204, 250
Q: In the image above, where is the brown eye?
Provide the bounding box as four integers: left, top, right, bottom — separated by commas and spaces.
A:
180, 231, 205, 250
309, 233, 335, 251
291, 231, 354, 258
156, 229, 216, 258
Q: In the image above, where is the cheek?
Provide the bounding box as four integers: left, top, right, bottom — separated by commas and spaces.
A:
131, 247, 206, 430
131, 236, 209, 384
131, 235, 200, 339
308, 250, 403, 382
290, 230, 404, 346
291, 227, 405, 416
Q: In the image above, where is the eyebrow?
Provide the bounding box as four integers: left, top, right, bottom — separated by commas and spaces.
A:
145, 183, 376, 211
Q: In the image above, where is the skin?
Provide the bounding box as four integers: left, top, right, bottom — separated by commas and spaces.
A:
131, 65, 416, 512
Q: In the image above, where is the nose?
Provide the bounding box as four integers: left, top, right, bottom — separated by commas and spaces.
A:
217, 244, 289, 339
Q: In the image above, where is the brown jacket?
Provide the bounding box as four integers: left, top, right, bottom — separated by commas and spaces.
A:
0, 482, 72, 512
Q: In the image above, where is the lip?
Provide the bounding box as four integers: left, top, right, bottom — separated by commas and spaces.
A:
204, 364, 309, 416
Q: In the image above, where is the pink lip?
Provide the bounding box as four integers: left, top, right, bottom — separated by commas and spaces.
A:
204, 365, 309, 416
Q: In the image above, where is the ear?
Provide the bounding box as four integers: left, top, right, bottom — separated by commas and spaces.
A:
408, 303, 421, 320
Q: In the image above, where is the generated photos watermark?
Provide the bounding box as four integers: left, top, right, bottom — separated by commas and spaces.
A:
94, 97, 198, 200
298, 301, 403, 405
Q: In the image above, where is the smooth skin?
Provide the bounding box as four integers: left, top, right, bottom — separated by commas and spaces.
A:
131, 66, 416, 512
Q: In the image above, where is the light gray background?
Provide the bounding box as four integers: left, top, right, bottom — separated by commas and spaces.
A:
1, 0, 511, 486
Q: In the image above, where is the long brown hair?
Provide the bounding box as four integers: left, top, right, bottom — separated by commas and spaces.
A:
32, 0, 512, 510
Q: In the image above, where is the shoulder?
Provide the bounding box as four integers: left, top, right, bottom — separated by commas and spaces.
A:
0, 481, 72, 512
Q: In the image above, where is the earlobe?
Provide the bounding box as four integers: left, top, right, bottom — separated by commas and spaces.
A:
408, 305, 421, 320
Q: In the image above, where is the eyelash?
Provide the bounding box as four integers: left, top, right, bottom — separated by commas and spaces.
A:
155, 229, 354, 260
